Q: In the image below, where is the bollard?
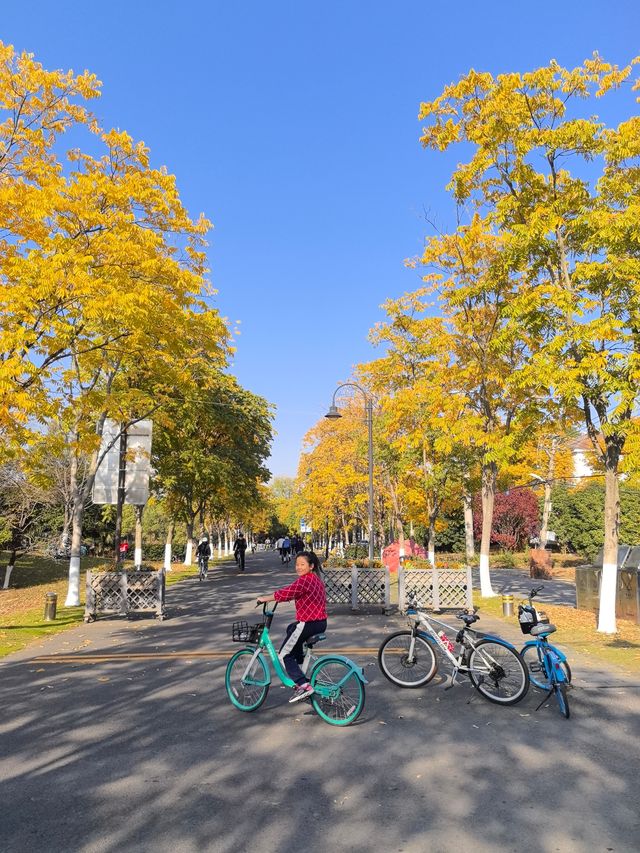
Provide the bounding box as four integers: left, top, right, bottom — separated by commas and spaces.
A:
44, 591, 58, 621
502, 593, 514, 617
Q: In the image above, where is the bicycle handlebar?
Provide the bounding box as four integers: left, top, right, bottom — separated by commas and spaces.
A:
256, 599, 278, 615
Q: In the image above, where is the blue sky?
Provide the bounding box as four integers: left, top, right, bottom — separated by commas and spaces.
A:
4, 1, 639, 476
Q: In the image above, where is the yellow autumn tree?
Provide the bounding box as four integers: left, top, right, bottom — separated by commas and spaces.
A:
0, 42, 101, 441
418, 54, 640, 630
0, 44, 231, 604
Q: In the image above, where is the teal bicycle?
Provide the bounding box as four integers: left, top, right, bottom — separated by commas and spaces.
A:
225, 602, 368, 726
518, 585, 572, 719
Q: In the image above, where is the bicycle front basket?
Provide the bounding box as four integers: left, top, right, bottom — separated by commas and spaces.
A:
232, 620, 251, 642
231, 620, 264, 643
518, 604, 538, 634
248, 623, 265, 643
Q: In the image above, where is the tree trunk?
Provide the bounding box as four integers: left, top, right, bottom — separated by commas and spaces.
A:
463, 487, 475, 565
386, 475, 406, 562
598, 459, 620, 633
427, 518, 436, 568
479, 461, 497, 597
60, 511, 71, 551
539, 437, 557, 548
65, 496, 86, 606
134, 504, 144, 568
184, 517, 195, 565
164, 519, 175, 571
3, 546, 17, 589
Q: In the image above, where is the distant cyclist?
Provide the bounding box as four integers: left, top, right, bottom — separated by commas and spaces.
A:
281, 534, 291, 563
196, 536, 211, 580
233, 532, 247, 571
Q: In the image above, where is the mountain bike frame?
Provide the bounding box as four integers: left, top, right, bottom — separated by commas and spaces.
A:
238, 603, 367, 694
406, 603, 521, 689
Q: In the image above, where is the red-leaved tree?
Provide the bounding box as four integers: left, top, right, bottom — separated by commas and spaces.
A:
473, 489, 539, 550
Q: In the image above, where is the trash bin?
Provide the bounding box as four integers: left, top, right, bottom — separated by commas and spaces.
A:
617, 568, 640, 622
575, 565, 601, 613
44, 591, 58, 621
502, 594, 514, 617
575, 558, 640, 625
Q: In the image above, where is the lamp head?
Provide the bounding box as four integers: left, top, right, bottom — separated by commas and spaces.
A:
324, 404, 342, 420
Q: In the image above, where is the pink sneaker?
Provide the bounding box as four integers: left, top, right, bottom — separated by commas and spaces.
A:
289, 682, 314, 703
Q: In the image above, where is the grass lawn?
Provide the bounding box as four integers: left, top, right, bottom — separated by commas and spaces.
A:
0, 552, 220, 659
474, 590, 640, 675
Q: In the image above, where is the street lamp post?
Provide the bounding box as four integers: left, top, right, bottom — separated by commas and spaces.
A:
325, 382, 375, 563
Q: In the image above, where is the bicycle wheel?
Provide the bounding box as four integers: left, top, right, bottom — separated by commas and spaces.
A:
468, 640, 529, 705
521, 644, 572, 690
225, 649, 270, 712
309, 657, 365, 726
378, 631, 438, 688
554, 682, 570, 719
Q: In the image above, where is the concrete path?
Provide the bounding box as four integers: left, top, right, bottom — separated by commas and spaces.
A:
1, 551, 639, 852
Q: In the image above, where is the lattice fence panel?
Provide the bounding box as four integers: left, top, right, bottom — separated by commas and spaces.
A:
436, 569, 471, 609
324, 570, 352, 605
357, 569, 387, 605
127, 572, 162, 612
401, 571, 434, 610
87, 572, 127, 616
85, 571, 165, 621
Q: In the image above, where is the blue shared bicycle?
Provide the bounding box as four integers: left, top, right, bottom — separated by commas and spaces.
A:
519, 585, 572, 719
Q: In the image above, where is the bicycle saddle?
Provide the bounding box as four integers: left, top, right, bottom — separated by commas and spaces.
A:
530, 623, 556, 636
457, 612, 480, 626
305, 634, 326, 648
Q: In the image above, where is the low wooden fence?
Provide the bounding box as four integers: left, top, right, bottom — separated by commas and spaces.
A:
323, 567, 391, 612
85, 570, 166, 622
397, 565, 473, 612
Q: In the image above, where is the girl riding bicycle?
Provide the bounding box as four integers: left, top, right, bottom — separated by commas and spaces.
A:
257, 551, 327, 703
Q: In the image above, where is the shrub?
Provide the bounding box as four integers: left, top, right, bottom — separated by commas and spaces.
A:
473, 488, 539, 550
323, 555, 382, 569
343, 543, 371, 559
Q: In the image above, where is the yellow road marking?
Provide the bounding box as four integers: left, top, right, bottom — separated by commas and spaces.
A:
28, 648, 379, 664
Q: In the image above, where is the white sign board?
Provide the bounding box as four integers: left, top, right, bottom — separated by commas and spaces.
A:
92, 419, 153, 506
300, 518, 312, 534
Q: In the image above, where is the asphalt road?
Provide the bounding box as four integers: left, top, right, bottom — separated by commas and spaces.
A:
1, 552, 639, 853
471, 566, 578, 606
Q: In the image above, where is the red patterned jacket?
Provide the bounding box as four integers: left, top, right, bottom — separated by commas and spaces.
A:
273, 572, 327, 622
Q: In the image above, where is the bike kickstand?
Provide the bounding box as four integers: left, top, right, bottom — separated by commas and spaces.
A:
534, 688, 554, 712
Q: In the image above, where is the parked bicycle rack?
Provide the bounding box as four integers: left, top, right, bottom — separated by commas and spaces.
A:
323, 567, 391, 613
397, 565, 473, 612
85, 570, 166, 622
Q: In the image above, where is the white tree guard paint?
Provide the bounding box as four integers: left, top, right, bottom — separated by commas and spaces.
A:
164, 543, 172, 571
3, 564, 14, 589
134, 546, 142, 568
428, 546, 436, 567
598, 562, 618, 633
65, 555, 82, 606
479, 552, 496, 597
184, 540, 193, 566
